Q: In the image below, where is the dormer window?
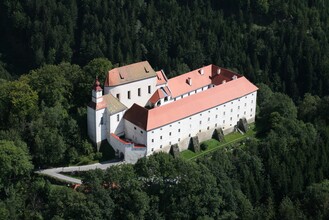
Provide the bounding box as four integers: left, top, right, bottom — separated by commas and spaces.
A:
119, 72, 124, 79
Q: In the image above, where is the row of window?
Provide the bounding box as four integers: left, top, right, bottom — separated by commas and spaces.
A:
149, 110, 255, 144
116, 86, 152, 100
173, 85, 213, 101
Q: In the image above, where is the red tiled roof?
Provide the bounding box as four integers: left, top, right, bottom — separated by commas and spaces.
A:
156, 70, 167, 85
149, 87, 171, 104
104, 61, 156, 87
124, 76, 258, 131
167, 64, 241, 98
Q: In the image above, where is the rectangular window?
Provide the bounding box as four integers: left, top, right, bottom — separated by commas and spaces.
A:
178, 129, 181, 132
100, 117, 104, 125
148, 86, 151, 94
140, 131, 143, 134
160, 136, 162, 140
128, 91, 131, 99
117, 114, 119, 122
238, 106, 240, 109
169, 132, 172, 136
199, 121, 202, 125
116, 93, 120, 100
230, 117, 232, 121
216, 115, 218, 118
138, 88, 141, 96
152, 139, 154, 142
160, 145, 162, 148
231, 109, 233, 112
152, 148, 154, 151
208, 117, 210, 121
134, 127, 136, 130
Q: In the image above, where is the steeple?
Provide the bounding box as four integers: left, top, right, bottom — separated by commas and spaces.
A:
92, 77, 103, 103
93, 77, 102, 91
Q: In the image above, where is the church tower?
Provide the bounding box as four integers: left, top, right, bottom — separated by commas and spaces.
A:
87, 77, 107, 151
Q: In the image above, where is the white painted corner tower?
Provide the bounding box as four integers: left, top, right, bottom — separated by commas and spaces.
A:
87, 77, 107, 151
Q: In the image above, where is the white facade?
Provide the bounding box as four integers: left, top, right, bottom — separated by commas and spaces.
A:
126, 91, 257, 155
87, 62, 258, 163
105, 77, 157, 108
87, 107, 106, 151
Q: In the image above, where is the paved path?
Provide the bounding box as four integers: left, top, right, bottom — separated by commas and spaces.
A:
35, 159, 124, 184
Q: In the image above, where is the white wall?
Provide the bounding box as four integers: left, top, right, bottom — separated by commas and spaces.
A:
109, 133, 146, 164
104, 77, 157, 108
87, 106, 106, 151
109, 110, 126, 136
145, 91, 257, 153
124, 120, 147, 146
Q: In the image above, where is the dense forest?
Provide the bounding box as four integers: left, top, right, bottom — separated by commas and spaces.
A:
1, 0, 329, 219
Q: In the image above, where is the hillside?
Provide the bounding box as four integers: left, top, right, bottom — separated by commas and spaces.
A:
1, 0, 329, 219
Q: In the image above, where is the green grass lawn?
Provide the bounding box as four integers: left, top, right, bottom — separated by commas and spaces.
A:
181, 124, 256, 160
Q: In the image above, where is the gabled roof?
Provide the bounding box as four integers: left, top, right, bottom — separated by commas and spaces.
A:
104, 61, 157, 87
124, 76, 258, 131
124, 104, 149, 129
149, 86, 171, 104
88, 93, 127, 114
167, 64, 241, 98
156, 70, 168, 86
103, 93, 127, 115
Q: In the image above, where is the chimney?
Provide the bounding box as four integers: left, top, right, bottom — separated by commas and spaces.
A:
232, 75, 237, 80
199, 69, 204, 75
217, 68, 221, 75
222, 80, 226, 84
186, 77, 192, 86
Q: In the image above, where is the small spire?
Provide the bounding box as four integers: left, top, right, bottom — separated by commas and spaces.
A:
93, 77, 102, 91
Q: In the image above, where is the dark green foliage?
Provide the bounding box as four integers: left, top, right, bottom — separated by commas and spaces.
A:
1, 1, 329, 219
200, 143, 208, 151
1, 0, 329, 98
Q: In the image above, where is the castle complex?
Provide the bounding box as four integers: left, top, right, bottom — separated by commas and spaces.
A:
87, 61, 258, 163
